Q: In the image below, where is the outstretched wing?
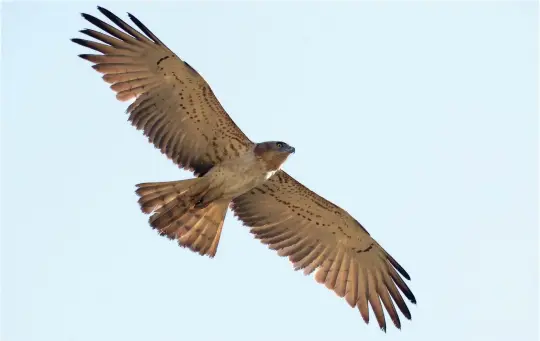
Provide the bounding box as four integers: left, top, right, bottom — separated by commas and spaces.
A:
231, 171, 416, 331
73, 7, 253, 176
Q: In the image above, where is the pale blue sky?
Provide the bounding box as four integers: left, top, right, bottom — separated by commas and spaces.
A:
1, 1, 538, 340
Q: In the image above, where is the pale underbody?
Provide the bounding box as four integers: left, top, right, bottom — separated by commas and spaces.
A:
200, 150, 279, 203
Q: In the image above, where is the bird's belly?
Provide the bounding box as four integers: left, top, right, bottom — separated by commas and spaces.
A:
206, 152, 274, 199
207, 166, 269, 200
221, 172, 268, 198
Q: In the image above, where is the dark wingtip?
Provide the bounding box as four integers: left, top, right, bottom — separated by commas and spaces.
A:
396, 263, 411, 281
387, 253, 411, 280
408, 291, 417, 305
127, 12, 143, 27
71, 38, 95, 51
81, 13, 93, 21
96, 6, 109, 16
127, 13, 143, 30
97, 6, 121, 22
77, 54, 95, 62
392, 316, 402, 330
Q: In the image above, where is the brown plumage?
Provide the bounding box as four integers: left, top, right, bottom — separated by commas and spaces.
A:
73, 6, 416, 332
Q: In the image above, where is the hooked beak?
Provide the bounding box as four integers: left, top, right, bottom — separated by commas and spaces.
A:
288, 146, 296, 154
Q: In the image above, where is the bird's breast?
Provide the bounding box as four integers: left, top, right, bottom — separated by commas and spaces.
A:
208, 151, 274, 198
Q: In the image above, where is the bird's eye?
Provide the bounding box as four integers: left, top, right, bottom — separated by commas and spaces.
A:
276, 142, 283, 148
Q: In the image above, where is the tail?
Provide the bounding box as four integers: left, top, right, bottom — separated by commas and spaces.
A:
135, 178, 229, 258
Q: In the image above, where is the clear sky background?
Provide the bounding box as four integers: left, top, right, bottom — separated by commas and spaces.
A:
1, 1, 538, 340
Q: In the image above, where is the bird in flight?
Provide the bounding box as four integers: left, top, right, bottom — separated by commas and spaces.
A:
72, 6, 416, 332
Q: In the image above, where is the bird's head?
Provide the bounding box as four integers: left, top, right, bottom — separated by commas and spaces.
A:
254, 141, 295, 171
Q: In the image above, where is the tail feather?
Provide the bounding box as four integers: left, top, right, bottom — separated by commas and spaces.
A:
135, 178, 228, 257
176, 202, 228, 257
149, 197, 190, 231
136, 179, 199, 213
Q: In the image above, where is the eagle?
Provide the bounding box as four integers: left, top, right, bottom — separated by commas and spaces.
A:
72, 6, 416, 332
